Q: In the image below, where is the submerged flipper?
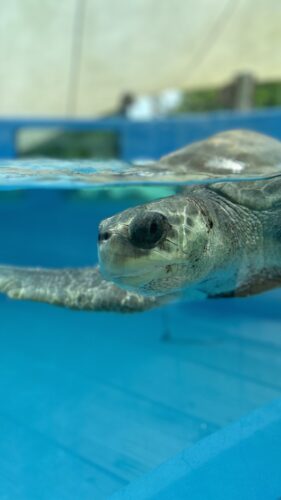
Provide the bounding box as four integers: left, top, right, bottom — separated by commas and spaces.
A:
0, 265, 168, 313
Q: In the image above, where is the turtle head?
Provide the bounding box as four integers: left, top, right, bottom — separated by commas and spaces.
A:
98, 194, 213, 296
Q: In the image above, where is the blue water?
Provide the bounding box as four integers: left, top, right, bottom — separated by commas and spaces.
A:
0, 189, 281, 499
0, 157, 279, 189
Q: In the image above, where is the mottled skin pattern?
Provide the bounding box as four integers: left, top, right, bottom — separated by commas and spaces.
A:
98, 186, 281, 300
0, 129, 281, 313
0, 266, 165, 312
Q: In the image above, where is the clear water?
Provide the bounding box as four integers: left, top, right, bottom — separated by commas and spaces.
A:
0, 157, 280, 188
0, 175, 281, 499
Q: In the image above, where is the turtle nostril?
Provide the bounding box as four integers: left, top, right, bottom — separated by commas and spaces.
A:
98, 230, 111, 243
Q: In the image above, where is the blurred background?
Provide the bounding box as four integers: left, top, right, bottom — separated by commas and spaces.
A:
0, 0, 280, 159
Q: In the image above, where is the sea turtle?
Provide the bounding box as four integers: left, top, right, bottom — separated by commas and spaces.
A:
0, 129, 281, 313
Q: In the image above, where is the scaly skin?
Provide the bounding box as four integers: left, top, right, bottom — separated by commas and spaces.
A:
0, 266, 170, 313
98, 186, 266, 299
0, 185, 279, 312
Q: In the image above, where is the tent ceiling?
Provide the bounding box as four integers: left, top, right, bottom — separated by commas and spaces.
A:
0, 0, 280, 117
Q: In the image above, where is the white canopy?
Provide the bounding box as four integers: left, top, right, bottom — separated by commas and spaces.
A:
0, 0, 280, 117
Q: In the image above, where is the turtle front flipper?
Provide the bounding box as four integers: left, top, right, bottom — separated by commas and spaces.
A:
0, 265, 168, 313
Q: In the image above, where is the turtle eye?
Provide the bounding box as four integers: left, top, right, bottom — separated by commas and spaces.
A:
129, 212, 169, 249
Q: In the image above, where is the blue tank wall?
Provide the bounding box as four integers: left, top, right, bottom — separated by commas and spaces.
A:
1, 107, 281, 159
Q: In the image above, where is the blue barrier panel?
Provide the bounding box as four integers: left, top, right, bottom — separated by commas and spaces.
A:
112, 397, 281, 500
1, 107, 281, 160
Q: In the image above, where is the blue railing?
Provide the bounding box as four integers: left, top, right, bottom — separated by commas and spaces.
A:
1, 107, 281, 160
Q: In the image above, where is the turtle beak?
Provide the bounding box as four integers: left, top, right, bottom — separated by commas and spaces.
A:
97, 220, 129, 277
98, 221, 115, 271
97, 218, 155, 283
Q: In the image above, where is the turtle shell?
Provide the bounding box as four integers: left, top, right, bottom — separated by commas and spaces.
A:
159, 129, 281, 210
157, 129, 281, 183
